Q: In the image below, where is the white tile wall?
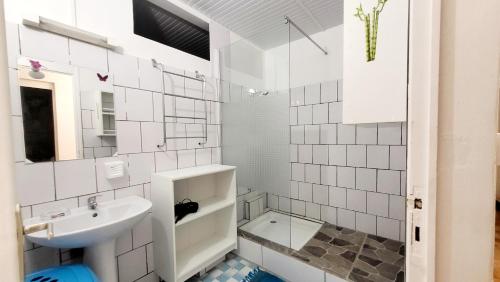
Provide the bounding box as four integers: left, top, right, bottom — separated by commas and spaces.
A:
12, 24, 223, 279
283, 81, 407, 241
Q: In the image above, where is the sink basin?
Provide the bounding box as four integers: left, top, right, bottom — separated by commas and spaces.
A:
24, 196, 152, 281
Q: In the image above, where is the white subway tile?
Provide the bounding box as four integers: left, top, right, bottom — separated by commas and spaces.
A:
305, 83, 321, 105
141, 122, 163, 152
328, 102, 342, 123
290, 181, 299, 199
321, 205, 337, 225
278, 196, 290, 212
268, 194, 279, 210
312, 145, 328, 165
389, 195, 406, 220
152, 92, 163, 123
114, 87, 127, 120
377, 170, 401, 195
356, 213, 377, 234
356, 168, 376, 191
329, 187, 347, 208
291, 163, 304, 181
116, 121, 142, 154
402, 123, 407, 145
356, 124, 378, 145
290, 145, 298, 162
390, 146, 407, 170
298, 145, 312, 163
298, 105, 313, 124
321, 81, 337, 103
378, 123, 402, 145
321, 165, 337, 186
367, 145, 389, 169
55, 159, 96, 199
133, 213, 153, 247
306, 202, 321, 219
176, 97, 195, 119
196, 148, 212, 166
329, 145, 346, 166
19, 25, 69, 64
305, 164, 320, 184
115, 185, 145, 199
320, 124, 337, 144
337, 208, 355, 230
69, 39, 107, 71
178, 149, 196, 168
337, 167, 355, 188
128, 153, 155, 185
108, 52, 139, 88
367, 192, 389, 217
377, 217, 400, 241
346, 145, 366, 167
81, 110, 93, 129
212, 147, 221, 164
299, 182, 313, 202
93, 147, 112, 158
138, 58, 162, 92
204, 77, 218, 101
313, 184, 329, 205
305, 124, 320, 144
346, 189, 366, 212
338, 80, 343, 101
117, 246, 147, 282
290, 107, 298, 125
24, 246, 60, 274
400, 221, 406, 241
401, 171, 407, 196
291, 125, 305, 144
291, 199, 306, 216
116, 231, 133, 256
312, 103, 328, 124
338, 124, 355, 144
126, 88, 153, 121
83, 129, 102, 148
290, 86, 305, 106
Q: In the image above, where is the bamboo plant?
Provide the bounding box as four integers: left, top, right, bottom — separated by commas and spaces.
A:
354, 0, 389, 62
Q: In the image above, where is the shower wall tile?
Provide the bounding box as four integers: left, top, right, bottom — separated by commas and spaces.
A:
297, 105, 313, 125
138, 58, 163, 93
312, 103, 328, 124
304, 125, 320, 144
55, 159, 96, 199
376, 217, 400, 241
320, 124, 337, 144
69, 39, 108, 71
291, 199, 306, 216
128, 153, 155, 186
320, 81, 337, 103
356, 124, 378, 144
378, 123, 402, 145
117, 247, 148, 282
306, 202, 321, 220
108, 52, 139, 88
116, 121, 142, 154
305, 83, 321, 105
283, 81, 407, 241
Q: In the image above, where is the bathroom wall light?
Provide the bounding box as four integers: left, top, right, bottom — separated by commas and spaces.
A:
23, 16, 122, 53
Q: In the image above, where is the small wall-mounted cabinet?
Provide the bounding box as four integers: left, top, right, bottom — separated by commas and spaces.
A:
152, 165, 237, 282
95, 91, 116, 136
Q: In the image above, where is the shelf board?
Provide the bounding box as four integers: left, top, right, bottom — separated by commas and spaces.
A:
155, 164, 236, 181
176, 197, 235, 227
176, 235, 236, 281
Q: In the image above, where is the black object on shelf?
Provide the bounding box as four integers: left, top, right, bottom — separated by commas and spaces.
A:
175, 199, 199, 223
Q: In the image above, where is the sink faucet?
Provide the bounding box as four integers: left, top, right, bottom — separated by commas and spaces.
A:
88, 195, 102, 210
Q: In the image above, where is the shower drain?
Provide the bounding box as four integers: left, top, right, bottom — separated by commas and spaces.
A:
270, 220, 277, 224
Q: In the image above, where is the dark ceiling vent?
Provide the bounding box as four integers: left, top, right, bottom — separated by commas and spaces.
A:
133, 0, 210, 60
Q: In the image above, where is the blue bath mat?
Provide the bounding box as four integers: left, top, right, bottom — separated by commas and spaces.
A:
242, 267, 284, 282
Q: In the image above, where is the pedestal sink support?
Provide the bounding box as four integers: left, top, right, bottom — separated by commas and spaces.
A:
84, 239, 117, 282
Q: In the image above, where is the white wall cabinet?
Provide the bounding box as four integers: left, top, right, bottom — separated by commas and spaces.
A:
152, 165, 237, 282
343, 0, 409, 124
95, 90, 116, 136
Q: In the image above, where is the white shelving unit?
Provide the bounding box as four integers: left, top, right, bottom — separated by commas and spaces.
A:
95, 91, 116, 136
152, 165, 237, 282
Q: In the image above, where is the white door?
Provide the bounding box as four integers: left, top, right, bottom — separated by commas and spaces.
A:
405, 0, 441, 281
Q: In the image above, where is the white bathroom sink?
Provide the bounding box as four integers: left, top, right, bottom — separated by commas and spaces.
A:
24, 196, 152, 249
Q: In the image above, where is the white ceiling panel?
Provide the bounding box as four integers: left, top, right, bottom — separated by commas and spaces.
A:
180, 0, 344, 49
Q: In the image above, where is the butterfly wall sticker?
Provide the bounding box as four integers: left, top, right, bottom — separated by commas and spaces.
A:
97, 73, 109, 82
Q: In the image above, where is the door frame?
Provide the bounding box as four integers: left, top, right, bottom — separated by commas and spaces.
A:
405, 0, 441, 281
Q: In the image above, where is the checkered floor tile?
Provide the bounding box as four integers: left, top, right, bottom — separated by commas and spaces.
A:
186, 253, 256, 282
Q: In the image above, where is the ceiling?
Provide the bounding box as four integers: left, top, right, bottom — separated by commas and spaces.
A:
180, 0, 344, 50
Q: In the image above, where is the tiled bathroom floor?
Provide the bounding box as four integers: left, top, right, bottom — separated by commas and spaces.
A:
187, 253, 257, 282
239, 222, 405, 282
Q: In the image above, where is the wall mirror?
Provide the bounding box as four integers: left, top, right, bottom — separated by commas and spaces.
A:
16, 57, 117, 162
